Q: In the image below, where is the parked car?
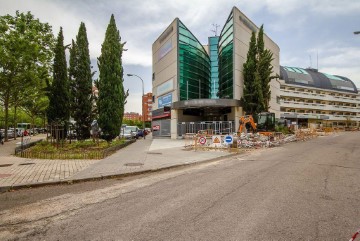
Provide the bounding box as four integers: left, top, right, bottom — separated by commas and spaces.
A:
137, 129, 145, 138
37, 128, 47, 134
120, 126, 139, 139
67, 130, 77, 139
7, 130, 15, 139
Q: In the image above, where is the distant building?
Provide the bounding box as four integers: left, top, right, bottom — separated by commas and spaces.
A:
142, 92, 153, 122
124, 112, 141, 121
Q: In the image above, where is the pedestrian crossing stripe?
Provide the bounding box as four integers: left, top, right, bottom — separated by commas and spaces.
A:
213, 137, 220, 143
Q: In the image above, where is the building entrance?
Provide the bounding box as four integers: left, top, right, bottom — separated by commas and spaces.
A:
177, 121, 235, 137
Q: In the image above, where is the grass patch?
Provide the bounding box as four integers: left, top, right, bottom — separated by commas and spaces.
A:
18, 139, 131, 160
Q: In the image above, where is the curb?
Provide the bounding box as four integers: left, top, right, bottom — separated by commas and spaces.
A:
0, 151, 239, 193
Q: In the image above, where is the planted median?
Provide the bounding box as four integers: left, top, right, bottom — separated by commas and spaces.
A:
16, 139, 135, 159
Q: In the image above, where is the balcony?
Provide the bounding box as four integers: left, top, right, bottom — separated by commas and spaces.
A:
280, 112, 359, 121
280, 90, 360, 104
280, 100, 359, 113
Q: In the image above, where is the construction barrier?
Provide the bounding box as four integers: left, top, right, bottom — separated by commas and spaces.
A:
184, 127, 336, 152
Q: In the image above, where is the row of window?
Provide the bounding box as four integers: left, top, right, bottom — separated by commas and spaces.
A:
281, 108, 358, 116
281, 86, 358, 99
282, 98, 358, 108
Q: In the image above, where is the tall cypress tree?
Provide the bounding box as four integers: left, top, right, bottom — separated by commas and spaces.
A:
72, 23, 93, 140
257, 25, 274, 112
69, 39, 77, 118
241, 32, 257, 115
242, 25, 275, 115
257, 25, 265, 56
258, 50, 274, 111
47, 27, 69, 134
98, 14, 127, 141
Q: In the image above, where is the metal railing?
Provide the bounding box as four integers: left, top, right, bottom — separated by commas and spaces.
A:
177, 121, 235, 137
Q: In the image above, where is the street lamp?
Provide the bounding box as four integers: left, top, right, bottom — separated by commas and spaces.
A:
354, 31, 360, 35
126, 74, 145, 132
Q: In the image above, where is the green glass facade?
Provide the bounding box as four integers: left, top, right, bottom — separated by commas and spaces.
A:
218, 13, 234, 99
209, 36, 219, 99
178, 20, 211, 100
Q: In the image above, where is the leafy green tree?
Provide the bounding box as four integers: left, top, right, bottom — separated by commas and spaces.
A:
47, 27, 70, 135
0, 11, 54, 140
22, 92, 49, 134
98, 14, 128, 141
241, 32, 257, 115
71, 23, 93, 140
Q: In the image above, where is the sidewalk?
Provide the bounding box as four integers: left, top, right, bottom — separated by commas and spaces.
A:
0, 134, 234, 192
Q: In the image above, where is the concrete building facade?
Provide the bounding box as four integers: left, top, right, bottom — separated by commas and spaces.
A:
279, 66, 360, 128
152, 7, 280, 139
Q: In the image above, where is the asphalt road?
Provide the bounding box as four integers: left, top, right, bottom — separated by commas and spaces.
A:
1, 132, 359, 240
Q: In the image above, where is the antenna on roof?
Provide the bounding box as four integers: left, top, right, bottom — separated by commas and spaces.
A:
309, 55, 312, 68
316, 50, 319, 70
211, 23, 220, 36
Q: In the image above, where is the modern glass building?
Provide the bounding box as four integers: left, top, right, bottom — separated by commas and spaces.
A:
178, 20, 211, 100
218, 12, 234, 99
209, 36, 219, 99
152, 7, 280, 138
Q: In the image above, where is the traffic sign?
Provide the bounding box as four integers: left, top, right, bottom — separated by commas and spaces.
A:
213, 136, 220, 143
224, 135, 233, 144
212, 135, 222, 147
199, 136, 206, 145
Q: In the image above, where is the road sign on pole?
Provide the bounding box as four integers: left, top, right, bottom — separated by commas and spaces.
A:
212, 135, 222, 147
199, 136, 206, 145
224, 135, 233, 144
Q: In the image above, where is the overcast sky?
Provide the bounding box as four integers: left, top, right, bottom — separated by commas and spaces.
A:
2, 0, 360, 114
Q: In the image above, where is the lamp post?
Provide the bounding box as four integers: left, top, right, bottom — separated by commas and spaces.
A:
127, 74, 145, 132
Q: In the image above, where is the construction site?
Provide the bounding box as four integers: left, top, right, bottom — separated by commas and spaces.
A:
182, 112, 350, 152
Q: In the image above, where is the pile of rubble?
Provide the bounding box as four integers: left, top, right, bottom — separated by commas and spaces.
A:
236, 129, 320, 149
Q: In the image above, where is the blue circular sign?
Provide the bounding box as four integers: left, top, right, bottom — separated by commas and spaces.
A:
225, 135, 233, 143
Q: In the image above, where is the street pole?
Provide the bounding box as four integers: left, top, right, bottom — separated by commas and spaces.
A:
127, 74, 145, 132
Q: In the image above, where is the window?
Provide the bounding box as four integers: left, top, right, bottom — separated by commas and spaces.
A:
152, 73, 155, 81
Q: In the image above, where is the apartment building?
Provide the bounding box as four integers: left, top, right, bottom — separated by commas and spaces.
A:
123, 112, 141, 121
142, 92, 153, 122
279, 66, 360, 128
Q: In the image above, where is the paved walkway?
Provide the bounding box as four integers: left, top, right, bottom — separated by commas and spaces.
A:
0, 134, 233, 191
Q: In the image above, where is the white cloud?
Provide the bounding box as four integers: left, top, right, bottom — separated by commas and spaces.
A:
124, 92, 142, 114
1, 0, 359, 106
316, 47, 360, 69
310, 0, 360, 15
